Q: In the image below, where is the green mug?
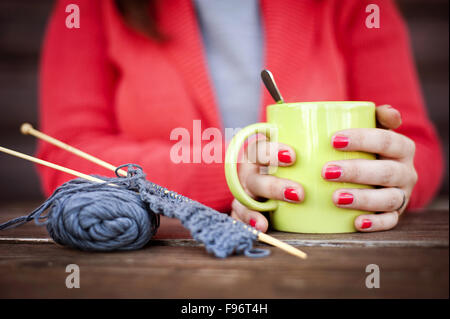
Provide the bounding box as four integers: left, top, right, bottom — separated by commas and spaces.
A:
225, 101, 376, 233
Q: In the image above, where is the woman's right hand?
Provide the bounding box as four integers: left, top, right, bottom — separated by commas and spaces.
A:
231, 139, 305, 232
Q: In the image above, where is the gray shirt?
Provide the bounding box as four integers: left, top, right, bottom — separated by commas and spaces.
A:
194, 0, 263, 131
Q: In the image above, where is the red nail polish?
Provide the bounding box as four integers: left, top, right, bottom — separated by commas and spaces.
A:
278, 150, 292, 163
361, 219, 372, 229
249, 219, 256, 228
338, 192, 353, 205
332, 135, 349, 148
284, 188, 300, 201
324, 165, 342, 179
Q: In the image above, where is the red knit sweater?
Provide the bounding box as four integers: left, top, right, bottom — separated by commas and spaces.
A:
38, 0, 443, 212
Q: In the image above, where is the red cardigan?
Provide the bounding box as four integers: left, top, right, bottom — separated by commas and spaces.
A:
38, 0, 443, 211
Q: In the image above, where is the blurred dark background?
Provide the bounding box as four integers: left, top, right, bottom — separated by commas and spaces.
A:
0, 0, 448, 204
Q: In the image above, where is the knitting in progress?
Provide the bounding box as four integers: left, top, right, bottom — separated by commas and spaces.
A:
0, 124, 308, 259
0, 164, 270, 258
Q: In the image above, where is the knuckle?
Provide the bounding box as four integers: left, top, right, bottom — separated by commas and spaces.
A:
391, 212, 400, 226
231, 200, 241, 213
351, 130, 364, 148
377, 216, 387, 229
406, 137, 416, 156
352, 190, 365, 207
258, 165, 270, 175
243, 184, 256, 199
353, 164, 362, 180
377, 213, 398, 230
380, 130, 393, 152
379, 164, 396, 185
268, 180, 280, 198
257, 142, 272, 165
410, 167, 418, 185
237, 166, 246, 181
344, 162, 360, 181
386, 191, 400, 211
388, 213, 399, 228
239, 173, 256, 199
399, 136, 416, 158
269, 143, 280, 165
238, 168, 251, 188
245, 142, 258, 163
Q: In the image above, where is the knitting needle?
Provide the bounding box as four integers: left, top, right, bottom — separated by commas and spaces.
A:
20, 123, 128, 177
0, 146, 106, 184
258, 232, 306, 259
20, 125, 308, 259
261, 69, 284, 104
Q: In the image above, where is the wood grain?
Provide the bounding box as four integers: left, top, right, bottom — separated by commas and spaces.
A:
0, 244, 447, 298
0, 202, 448, 298
1, 202, 447, 247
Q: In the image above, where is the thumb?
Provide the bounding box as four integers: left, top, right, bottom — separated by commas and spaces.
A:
376, 105, 402, 129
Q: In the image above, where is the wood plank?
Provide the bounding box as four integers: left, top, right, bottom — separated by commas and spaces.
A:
270, 210, 449, 248
0, 202, 447, 248
0, 244, 447, 298
0, 203, 448, 298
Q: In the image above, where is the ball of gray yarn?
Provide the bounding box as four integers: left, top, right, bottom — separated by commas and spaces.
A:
46, 184, 156, 251
0, 177, 158, 251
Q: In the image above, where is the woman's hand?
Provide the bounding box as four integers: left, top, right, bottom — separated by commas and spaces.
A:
231, 140, 304, 232
231, 105, 417, 233
323, 105, 417, 232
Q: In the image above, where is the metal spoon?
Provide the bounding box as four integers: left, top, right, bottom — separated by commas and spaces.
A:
261, 69, 284, 104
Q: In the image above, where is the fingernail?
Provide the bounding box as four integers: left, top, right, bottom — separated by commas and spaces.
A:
332, 135, 349, 148
278, 150, 292, 163
361, 219, 372, 229
338, 192, 353, 205
324, 165, 342, 179
284, 187, 300, 201
249, 219, 256, 228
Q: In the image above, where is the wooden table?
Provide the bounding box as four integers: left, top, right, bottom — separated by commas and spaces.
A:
0, 202, 448, 298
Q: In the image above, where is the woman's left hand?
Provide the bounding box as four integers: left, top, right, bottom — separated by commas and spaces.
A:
323, 105, 418, 232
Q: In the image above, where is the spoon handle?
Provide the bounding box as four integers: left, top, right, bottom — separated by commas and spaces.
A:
261, 69, 284, 104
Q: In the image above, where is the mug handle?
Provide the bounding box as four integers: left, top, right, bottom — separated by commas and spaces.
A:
225, 123, 278, 211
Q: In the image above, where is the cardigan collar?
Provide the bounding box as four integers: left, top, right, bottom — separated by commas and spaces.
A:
159, 0, 316, 127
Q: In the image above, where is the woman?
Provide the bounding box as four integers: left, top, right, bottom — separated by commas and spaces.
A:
38, 0, 443, 233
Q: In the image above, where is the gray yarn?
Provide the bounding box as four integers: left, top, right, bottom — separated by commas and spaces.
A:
0, 164, 269, 258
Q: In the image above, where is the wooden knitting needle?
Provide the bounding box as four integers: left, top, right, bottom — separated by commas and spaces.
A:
20, 123, 128, 177
19, 125, 308, 259
0, 146, 106, 184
